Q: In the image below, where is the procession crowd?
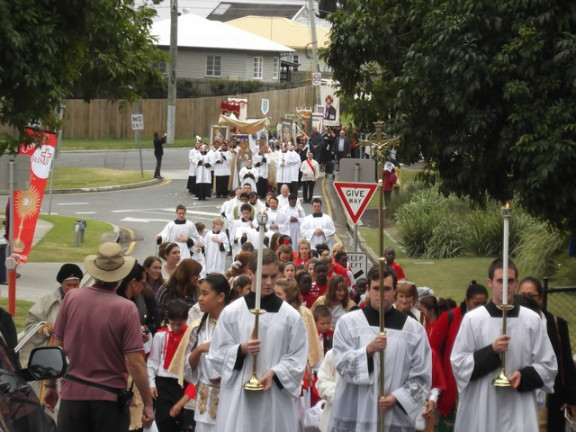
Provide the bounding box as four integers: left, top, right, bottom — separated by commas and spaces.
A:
10, 128, 575, 432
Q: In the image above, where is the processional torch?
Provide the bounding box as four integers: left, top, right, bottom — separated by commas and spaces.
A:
359, 121, 398, 432
244, 211, 268, 391
492, 203, 513, 387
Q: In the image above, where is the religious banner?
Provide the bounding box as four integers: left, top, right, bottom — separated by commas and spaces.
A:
11, 129, 57, 263
320, 84, 341, 127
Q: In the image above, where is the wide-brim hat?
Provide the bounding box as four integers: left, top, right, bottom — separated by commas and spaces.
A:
84, 242, 135, 283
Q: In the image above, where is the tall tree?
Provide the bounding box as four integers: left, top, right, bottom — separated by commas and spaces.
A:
322, 0, 576, 234
0, 0, 166, 155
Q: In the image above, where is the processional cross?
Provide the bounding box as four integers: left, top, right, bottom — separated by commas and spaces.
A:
358, 120, 399, 432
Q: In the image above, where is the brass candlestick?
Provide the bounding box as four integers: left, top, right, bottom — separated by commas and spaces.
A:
243, 309, 266, 391
492, 303, 513, 387
243, 211, 268, 391
493, 204, 512, 388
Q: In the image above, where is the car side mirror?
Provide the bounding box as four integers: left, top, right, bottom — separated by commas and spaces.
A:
22, 347, 67, 381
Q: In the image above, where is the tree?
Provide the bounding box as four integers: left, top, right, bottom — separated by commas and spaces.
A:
0, 0, 166, 155
322, 0, 576, 234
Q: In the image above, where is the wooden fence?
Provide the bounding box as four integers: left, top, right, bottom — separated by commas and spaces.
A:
2, 86, 314, 140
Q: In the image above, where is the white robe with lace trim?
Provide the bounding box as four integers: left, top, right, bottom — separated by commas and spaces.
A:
207, 297, 308, 432
329, 309, 431, 432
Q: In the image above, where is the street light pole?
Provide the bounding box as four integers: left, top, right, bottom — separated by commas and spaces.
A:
166, 0, 178, 144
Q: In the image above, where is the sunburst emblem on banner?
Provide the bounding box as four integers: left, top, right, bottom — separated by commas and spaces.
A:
13, 186, 41, 253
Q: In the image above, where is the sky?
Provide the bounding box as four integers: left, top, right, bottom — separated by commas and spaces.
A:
137, 0, 309, 21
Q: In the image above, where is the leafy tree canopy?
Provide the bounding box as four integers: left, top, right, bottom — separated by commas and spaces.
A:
0, 0, 166, 154
322, 0, 576, 234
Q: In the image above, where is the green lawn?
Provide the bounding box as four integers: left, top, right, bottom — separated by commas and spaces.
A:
360, 227, 493, 301
53, 167, 153, 189
60, 137, 194, 150
27, 215, 115, 262
0, 298, 34, 333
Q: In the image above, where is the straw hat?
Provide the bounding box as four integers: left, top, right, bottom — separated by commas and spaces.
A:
84, 242, 135, 282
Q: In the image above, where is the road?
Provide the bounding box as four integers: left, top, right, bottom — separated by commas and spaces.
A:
17, 148, 345, 262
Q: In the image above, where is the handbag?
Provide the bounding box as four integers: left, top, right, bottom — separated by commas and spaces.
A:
65, 374, 134, 411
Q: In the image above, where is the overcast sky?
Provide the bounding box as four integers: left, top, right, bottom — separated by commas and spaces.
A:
138, 0, 309, 21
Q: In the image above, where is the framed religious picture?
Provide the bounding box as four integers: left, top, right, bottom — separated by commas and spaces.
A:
311, 113, 324, 133
315, 105, 325, 115
210, 125, 229, 145
280, 118, 295, 145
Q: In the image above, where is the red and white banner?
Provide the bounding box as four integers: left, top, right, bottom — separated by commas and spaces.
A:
11, 129, 57, 263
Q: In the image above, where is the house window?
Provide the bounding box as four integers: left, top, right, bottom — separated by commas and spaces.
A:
158, 62, 167, 74
207, 56, 221, 77
292, 54, 300, 71
273, 57, 279, 80
253, 57, 263, 79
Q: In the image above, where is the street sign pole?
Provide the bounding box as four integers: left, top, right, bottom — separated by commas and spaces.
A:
131, 108, 144, 177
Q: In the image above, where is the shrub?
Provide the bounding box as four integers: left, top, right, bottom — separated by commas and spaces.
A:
395, 189, 449, 256
461, 207, 503, 256
426, 220, 465, 259
515, 221, 567, 279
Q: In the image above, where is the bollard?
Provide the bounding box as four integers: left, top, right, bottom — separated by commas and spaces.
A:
73, 220, 87, 247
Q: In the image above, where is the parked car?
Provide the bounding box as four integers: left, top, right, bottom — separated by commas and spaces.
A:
0, 336, 67, 432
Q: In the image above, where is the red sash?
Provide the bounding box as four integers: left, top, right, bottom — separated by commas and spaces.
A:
306, 159, 316, 176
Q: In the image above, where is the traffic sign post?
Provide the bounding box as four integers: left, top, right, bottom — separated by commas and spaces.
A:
347, 252, 368, 280
131, 109, 144, 177
312, 72, 322, 86
333, 181, 378, 225
131, 114, 144, 131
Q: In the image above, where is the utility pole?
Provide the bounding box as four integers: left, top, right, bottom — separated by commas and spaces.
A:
308, 0, 321, 106
167, 0, 178, 144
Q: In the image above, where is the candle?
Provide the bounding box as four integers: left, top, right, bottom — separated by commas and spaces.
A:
501, 203, 511, 305
254, 212, 268, 311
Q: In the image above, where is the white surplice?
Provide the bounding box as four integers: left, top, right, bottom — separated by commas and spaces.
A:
203, 230, 230, 274
330, 307, 431, 432
450, 302, 557, 432
207, 293, 308, 432
283, 204, 306, 249
158, 220, 202, 261
300, 213, 336, 249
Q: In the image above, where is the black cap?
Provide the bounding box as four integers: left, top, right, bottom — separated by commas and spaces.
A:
56, 264, 83, 284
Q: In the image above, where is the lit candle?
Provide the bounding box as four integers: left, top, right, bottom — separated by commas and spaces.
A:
254, 212, 268, 311
501, 203, 511, 305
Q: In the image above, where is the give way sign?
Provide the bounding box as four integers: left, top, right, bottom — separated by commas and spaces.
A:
333, 181, 378, 225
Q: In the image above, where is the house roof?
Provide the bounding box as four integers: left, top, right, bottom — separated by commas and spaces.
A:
207, 0, 306, 21
151, 14, 294, 53
226, 16, 330, 50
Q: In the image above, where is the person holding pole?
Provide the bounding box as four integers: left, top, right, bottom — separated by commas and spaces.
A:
328, 264, 431, 432
450, 258, 557, 432
207, 248, 308, 432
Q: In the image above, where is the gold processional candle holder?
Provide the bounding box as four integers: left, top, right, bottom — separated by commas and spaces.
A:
493, 203, 512, 388
244, 211, 268, 391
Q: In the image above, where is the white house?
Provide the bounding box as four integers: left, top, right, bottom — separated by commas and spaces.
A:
226, 16, 331, 73
151, 14, 294, 82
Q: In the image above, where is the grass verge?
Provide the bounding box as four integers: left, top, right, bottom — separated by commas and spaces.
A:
52, 167, 153, 189
60, 138, 193, 150
0, 298, 34, 333
360, 226, 492, 300
27, 215, 115, 262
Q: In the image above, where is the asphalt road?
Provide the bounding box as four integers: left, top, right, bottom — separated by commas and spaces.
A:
4, 148, 351, 263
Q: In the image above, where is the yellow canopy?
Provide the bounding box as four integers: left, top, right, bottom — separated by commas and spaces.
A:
218, 115, 270, 133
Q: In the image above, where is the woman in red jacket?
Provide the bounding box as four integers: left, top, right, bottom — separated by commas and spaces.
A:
428, 282, 488, 432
